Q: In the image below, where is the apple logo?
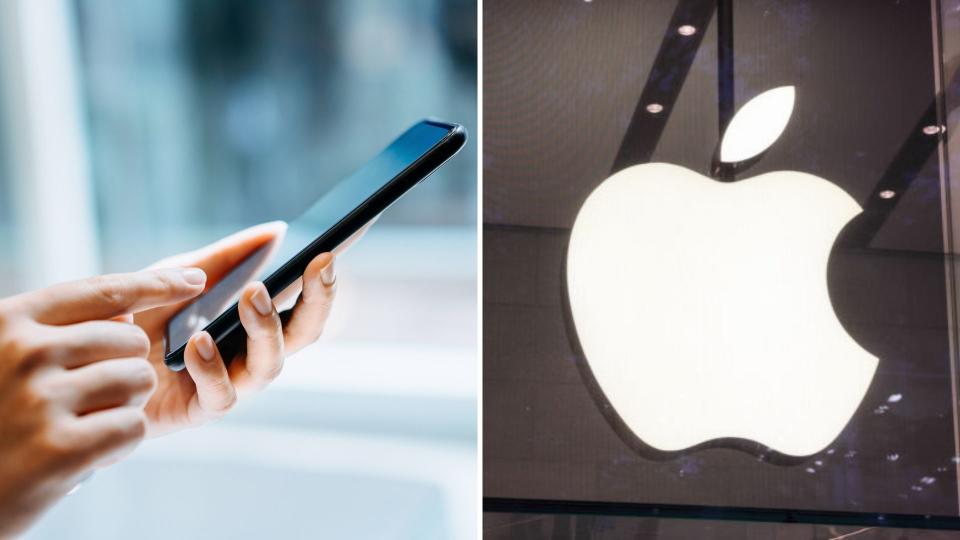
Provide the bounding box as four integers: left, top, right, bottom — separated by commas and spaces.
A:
566, 86, 878, 457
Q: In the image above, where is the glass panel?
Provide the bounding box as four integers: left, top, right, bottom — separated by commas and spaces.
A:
483, 0, 960, 521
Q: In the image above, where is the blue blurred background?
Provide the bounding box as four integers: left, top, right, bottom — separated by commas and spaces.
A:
0, 0, 476, 538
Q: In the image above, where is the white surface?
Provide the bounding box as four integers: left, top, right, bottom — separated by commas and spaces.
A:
567, 162, 877, 456
27, 341, 477, 540
279, 341, 476, 400
25, 424, 474, 540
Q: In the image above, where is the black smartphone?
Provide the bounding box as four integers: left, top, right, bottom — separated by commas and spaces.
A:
163, 119, 467, 371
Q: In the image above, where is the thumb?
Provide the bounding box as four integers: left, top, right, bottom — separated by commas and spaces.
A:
149, 221, 287, 285
137, 222, 287, 324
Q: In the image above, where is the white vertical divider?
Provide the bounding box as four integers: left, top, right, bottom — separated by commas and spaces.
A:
0, 0, 100, 289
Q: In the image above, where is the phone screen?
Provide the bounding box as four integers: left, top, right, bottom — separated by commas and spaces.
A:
165, 121, 454, 357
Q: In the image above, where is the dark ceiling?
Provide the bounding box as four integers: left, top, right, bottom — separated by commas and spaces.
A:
483, 0, 944, 253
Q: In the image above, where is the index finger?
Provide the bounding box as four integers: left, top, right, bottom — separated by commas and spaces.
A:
22, 268, 207, 325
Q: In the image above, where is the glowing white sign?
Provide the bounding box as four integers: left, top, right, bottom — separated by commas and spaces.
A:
566, 87, 877, 457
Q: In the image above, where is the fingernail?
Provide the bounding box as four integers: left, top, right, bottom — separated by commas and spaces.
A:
182, 268, 206, 286
250, 283, 273, 316
320, 255, 336, 287
195, 332, 215, 361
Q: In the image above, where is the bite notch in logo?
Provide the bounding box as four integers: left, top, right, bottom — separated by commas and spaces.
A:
566, 86, 877, 458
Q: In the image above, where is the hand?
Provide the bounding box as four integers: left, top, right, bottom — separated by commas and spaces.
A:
136, 222, 362, 437
0, 269, 205, 538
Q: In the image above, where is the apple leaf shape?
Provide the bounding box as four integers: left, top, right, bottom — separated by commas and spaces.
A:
719, 86, 795, 164
567, 163, 877, 457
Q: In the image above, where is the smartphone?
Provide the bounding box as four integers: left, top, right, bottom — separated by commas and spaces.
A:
163, 119, 467, 371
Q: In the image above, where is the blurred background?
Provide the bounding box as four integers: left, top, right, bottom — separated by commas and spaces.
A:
0, 0, 476, 538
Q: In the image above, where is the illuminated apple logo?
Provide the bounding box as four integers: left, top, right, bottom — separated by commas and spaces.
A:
567, 87, 878, 457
